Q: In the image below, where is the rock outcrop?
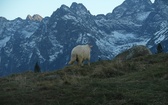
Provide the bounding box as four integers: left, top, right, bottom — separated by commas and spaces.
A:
115, 45, 152, 61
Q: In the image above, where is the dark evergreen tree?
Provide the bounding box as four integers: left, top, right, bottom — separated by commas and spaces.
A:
157, 43, 163, 53
34, 62, 41, 73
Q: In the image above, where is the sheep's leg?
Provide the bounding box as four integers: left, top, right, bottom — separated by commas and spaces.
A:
68, 60, 75, 65
78, 57, 83, 66
68, 54, 76, 65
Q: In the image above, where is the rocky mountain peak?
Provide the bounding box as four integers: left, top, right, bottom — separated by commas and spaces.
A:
70, 2, 86, 11
154, 0, 168, 19
26, 14, 43, 21
51, 2, 91, 20
154, 0, 168, 7
154, 0, 166, 4
125, 0, 152, 4
60, 4, 70, 11
0, 17, 7, 20
26, 15, 31, 19
52, 4, 72, 17
111, 0, 153, 19
0, 17, 8, 23
70, 2, 91, 15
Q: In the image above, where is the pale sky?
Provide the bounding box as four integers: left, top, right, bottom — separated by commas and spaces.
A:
0, 0, 154, 20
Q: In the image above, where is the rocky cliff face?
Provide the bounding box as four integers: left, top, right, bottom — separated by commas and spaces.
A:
0, 0, 168, 76
146, 0, 168, 53
0, 16, 43, 76
26, 14, 43, 21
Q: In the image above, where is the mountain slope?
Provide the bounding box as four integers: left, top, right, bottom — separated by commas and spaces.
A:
0, 53, 168, 105
0, 17, 42, 76
146, 0, 168, 53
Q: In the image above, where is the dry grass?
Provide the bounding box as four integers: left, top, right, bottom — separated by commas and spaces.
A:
0, 53, 168, 105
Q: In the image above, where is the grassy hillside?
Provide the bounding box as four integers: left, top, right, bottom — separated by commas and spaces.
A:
0, 53, 168, 105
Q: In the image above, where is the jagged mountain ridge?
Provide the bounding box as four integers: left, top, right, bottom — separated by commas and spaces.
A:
26, 14, 43, 21
0, 0, 168, 76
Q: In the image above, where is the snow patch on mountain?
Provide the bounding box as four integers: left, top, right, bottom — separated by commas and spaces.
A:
36, 49, 45, 63
0, 37, 11, 48
76, 33, 90, 44
49, 51, 60, 62
21, 30, 34, 38
154, 27, 168, 44
62, 15, 76, 20
29, 41, 36, 48
96, 31, 150, 59
136, 12, 151, 21
154, 34, 165, 44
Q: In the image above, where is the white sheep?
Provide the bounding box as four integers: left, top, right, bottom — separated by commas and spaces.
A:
68, 44, 92, 66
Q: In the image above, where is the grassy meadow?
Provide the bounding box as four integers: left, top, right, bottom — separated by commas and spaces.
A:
0, 53, 168, 105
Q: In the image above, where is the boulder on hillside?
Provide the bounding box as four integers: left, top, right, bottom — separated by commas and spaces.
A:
114, 45, 152, 61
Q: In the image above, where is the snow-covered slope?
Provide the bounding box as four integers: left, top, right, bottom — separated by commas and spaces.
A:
0, 0, 168, 76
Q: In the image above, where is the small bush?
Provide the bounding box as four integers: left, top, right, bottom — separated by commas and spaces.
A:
34, 62, 41, 73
